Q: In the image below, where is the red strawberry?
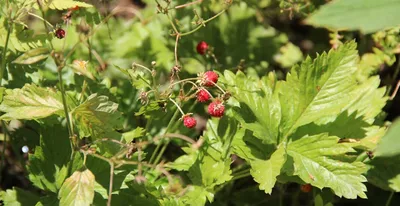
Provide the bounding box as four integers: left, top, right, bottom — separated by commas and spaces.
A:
300, 184, 312, 193
202, 71, 218, 87
208, 100, 225, 117
183, 116, 197, 128
196, 41, 209, 55
197, 89, 210, 102
55, 28, 66, 39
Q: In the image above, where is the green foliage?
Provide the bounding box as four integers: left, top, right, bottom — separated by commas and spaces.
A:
307, 0, 400, 33
375, 119, 400, 157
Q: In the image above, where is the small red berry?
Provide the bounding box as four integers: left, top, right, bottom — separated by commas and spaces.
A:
202, 71, 218, 87
208, 100, 225, 118
183, 116, 197, 129
197, 89, 210, 102
300, 184, 312, 193
55, 28, 66, 39
196, 41, 209, 55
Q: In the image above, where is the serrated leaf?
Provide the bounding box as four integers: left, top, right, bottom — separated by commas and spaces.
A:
287, 134, 367, 199
221, 70, 281, 144
72, 94, 123, 138
180, 186, 213, 206
58, 169, 95, 206
0, 84, 68, 120
250, 146, 286, 194
122, 127, 145, 142
12, 47, 50, 64
0, 187, 39, 206
306, 0, 400, 34
43, 0, 92, 10
374, 119, 400, 157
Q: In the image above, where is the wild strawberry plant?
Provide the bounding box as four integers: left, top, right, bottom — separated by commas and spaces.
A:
1, 0, 400, 206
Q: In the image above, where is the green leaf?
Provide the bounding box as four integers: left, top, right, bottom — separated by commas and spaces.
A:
287, 134, 367, 199
122, 127, 145, 142
58, 168, 95, 206
366, 155, 400, 192
0, 84, 68, 120
12, 47, 50, 65
374, 119, 400, 157
27, 125, 78, 193
43, 0, 92, 10
279, 41, 385, 138
306, 0, 400, 34
165, 147, 198, 171
250, 146, 286, 194
72, 94, 123, 138
0, 187, 39, 206
180, 186, 214, 206
221, 70, 281, 144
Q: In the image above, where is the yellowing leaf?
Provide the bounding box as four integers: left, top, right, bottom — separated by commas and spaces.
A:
58, 169, 95, 206
12, 47, 50, 65
0, 84, 67, 120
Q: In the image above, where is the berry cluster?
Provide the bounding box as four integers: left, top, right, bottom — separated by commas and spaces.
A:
181, 70, 226, 129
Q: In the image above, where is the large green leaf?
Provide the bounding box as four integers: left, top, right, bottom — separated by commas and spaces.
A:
279, 41, 385, 138
72, 94, 123, 138
306, 0, 400, 34
42, 0, 92, 10
250, 146, 286, 194
0, 84, 68, 120
287, 134, 367, 199
58, 169, 95, 206
375, 119, 400, 157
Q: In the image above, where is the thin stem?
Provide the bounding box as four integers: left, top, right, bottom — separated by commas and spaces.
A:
155, 133, 196, 145
169, 78, 201, 88
0, 122, 7, 182
174, 0, 203, 9
0, 20, 12, 85
58, 70, 75, 155
385, 191, 394, 206
169, 98, 185, 116
166, 13, 179, 35
133, 62, 152, 74
174, 34, 180, 66
152, 108, 181, 166
388, 56, 400, 94
180, 9, 227, 36
37, 0, 54, 50
230, 171, 250, 181
27, 12, 53, 29
107, 163, 114, 206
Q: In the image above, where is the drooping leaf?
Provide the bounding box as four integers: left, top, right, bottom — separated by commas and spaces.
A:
287, 134, 367, 199
42, 0, 92, 10
250, 146, 286, 194
12, 47, 50, 64
72, 94, 123, 138
306, 0, 400, 34
58, 168, 95, 206
0, 84, 69, 120
122, 127, 145, 143
374, 119, 400, 157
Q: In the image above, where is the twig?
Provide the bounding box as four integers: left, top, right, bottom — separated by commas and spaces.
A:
107, 163, 114, 206
174, 0, 203, 9
390, 80, 400, 100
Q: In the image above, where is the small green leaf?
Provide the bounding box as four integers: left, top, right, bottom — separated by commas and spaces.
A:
122, 127, 145, 142
251, 146, 286, 194
44, 0, 93, 10
287, 134, 367, 199
306, 0, 400, 34
375, 119, 400, 157
366, 155, 400, 192
58, 169, 95, 206
12, 47, 50, 65
72, 94, 123, 138
0, 84, 69, 120
0, 187, 39, 206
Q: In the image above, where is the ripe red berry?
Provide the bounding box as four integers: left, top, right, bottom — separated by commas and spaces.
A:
183, 116, 197, 129
196, 41, 209, 55
197, 89, 210, 102
202, 71, 218, 87
300, 184, 312, 193
208, 100, 225, 118
55, 28, 66, 39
